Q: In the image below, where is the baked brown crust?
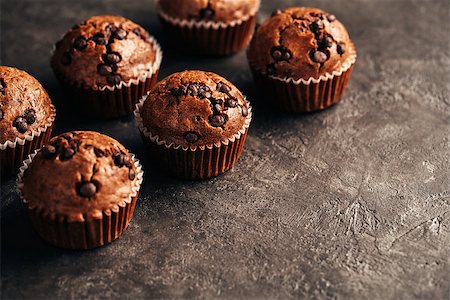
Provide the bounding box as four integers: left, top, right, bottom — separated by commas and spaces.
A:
157, 0, 260, 23
21, 131, 138, 222
51, 15, 157, 89
247, 7, 356, 80
0, 66, 53, 144
140, 70, 249, 148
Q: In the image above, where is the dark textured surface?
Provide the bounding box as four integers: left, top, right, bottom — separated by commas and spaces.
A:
1, 0, 449, 299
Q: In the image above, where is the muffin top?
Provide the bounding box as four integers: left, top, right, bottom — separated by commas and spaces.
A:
51, 15, 159, 89
20, 131, 139, 222
247, 7, 356, 80
138, 70, 250, 148
0, 66, 54, 144
157, 0, 260, 23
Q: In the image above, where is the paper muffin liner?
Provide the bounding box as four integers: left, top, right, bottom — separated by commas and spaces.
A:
249, 47, 357, 112
134, 94, 252, 179
16, 151, 144, 250
158, 3, 259, 56
1, 105, 56, 178
51, 35, 163, 119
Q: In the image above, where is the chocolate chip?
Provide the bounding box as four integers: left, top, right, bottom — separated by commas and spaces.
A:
107, 74, 122, 85
175, 86, 185, 96
129, 168, 136, 180
200, 7, 215, 19
337, 43, 346, 55
69, 140, 80, 151
201, 91, 212, 99
271, 47, 292, 62
210, 114, 225, 127
61, 52, 72, 65
73, 36, 87, 50
327, 14, 336, 22
113, 147, 121, 157
195, 116, 202, 121
188, 84, 199, 97
112, 28, 127, 40
106, 25, 118, 33
23, 108, 36, 124
120, 155, 130, 166
0, 78, 6, 94
213, 103, 222, 113
114, 153, 129, 167
171, 85, 188, 97
93, 33, 108, 45
13, 117, 28, 133
107, 24, 126, 39
41, 145, 56, 159
225, 99, 237, 108
78, 182, 97, 198
312, 50, 328, 63
51, 139, 63, 150
179, 85, 188, 96
282, 51, 291, 60
322, 36, 334, 48
103, 52, 121, 64
133, 28, 141, 37
0, 109, 3, 121
94, 148, 104, 157
60, 132, 74, 140
272, 49, 283, 61
60, 147, 75, 160
310, 20, 324, 32
111, 64, 119, 73
125, 159, 132, 168
184, 131, 199, 143
271, 9, 282, 17
266, 64, 276, 75
193, 84, 211, 99
242, 106, 249, 117
97, 64, 113, 76
217, 82, 231, 93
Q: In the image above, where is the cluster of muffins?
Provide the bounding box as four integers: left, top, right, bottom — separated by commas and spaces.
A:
1, 2, 357, 250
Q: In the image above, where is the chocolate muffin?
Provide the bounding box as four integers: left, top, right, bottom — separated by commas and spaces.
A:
51, 15, 162, 118
247, 7, 357, 112
157, 0, 260, 55
0, 66, 55, 177
17, 131, 143, 249
135, 70, 251, 179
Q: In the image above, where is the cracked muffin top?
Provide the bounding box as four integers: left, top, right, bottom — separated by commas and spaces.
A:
21, 131, 138, 222
247, 7, 356, 80
0, 66, 54, 144
157, 0, 260, 23
139, 70, 250, 148
51, 15, 158, 89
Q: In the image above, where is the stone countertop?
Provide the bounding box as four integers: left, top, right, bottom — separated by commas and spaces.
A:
1, 0, 449, 299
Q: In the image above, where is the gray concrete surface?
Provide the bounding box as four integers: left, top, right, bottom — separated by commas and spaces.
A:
1, 0, 449, 299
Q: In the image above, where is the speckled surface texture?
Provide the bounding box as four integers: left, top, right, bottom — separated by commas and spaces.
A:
1, 0, 449, 299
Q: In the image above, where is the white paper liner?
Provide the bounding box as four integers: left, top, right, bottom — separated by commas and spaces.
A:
17, 150, 144, 219
51, 34, 163, 92
0, 104, 56, 151
156, 0, 261, 29
133, 92, 252, 152
250, 44, 357, 86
